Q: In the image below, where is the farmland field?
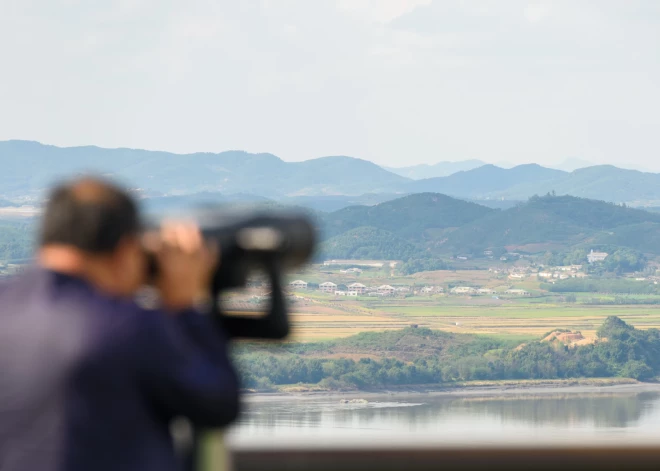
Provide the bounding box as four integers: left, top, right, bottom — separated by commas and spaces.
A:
256, 266, 660, 343
282, 296, 660, 344
286, 299, 660, 341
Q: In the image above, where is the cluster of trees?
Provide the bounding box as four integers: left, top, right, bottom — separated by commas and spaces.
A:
545, 247, 646, 274
602, 249, 647, 274
235, 318, 660, 391
543, 278, 658, 295
545, 249, 588, 267
321, 226, 420, 261
0, 221, 34, 262
399, 258, 451, 275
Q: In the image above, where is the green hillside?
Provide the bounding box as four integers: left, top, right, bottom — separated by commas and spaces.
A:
321, 193, 494, 239
321, 226, 420, 261
440, 195, 660, 254
588, 222, 660, 254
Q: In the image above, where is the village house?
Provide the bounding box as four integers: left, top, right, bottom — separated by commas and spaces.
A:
587, 249, 609, 263
348, 282, 367, 294
347, 291, 359, 297
319, 282, 338, 293
451, 286, 477, 295
340, 267, 363, 274
508, 273, 526, 280
420, 286, 436, 294
289, 280, 308, 290
377, 285, 396, 296
538, 272, 553, 279
334, 291, 347, 296
506, 289, 531, 297
477, 288, 496, 295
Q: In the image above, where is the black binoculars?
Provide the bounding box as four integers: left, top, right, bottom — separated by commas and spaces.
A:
144, 207, 317, 340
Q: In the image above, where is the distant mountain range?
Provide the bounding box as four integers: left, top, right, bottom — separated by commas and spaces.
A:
552, 158, 594, 172
0, 141, 408, 199
384, 157, 595, 179
385, 160, 486, 179
404, 164, 660, 204
2, 140, 660, 206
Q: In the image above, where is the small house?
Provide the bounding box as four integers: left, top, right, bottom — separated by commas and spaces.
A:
319, 282, 338, 293
377, 285, 396, 296
505, 289, 530, 297
348, 282, 367, 294
289, 280, 308, 290
451, 286, 477, 295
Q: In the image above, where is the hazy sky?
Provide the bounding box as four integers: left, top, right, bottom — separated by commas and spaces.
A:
1, 0, 659, 170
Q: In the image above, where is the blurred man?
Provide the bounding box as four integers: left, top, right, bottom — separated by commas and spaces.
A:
0, 177, 239, 471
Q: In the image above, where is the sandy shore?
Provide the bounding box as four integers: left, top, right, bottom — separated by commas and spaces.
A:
242, 380, 660, 403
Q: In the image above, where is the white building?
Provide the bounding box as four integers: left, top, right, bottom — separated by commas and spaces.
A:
506, 289, 530, 297
377, 285, 396, 296
347, 291, 358, 297
508, 273, 526, 280
477, 288, 496, 295
451, 286, 477, 295
538, 272, 553, 278
348, 283, 367, 294
588, 250, 609, 263
319, 282, 338, 293
340, 267, 363, 274
334, 291, 347, 296
289, 280, 308, 290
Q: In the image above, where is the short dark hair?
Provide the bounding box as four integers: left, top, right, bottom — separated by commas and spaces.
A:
40, 177, 140, 253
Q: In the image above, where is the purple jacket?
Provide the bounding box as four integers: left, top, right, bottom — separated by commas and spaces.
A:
0, 268, 239, 471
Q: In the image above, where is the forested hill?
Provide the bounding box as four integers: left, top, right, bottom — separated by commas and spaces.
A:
321, 227, 419, 262
3, 191, 660, 265
316, 193, 660, 262
320, 193, 494, 239
440, 194, 660, 254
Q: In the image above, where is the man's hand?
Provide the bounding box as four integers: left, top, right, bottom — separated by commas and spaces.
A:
146, 221, 218, 312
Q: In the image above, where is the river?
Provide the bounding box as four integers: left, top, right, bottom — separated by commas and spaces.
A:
227, 385, 660, 450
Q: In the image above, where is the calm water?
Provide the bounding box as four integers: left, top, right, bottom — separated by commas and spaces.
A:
227, 386, 660, 449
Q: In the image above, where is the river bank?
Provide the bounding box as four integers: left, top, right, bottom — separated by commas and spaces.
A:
241, 378, 660, 402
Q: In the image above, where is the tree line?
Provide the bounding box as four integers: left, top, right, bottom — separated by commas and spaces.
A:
235, 318, 660, 391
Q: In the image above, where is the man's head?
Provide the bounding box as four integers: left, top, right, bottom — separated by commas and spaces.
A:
39, 177, 146, 297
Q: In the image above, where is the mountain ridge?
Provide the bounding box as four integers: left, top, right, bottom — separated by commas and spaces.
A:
3, 140, 660, 205
0, 141, 409, 198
